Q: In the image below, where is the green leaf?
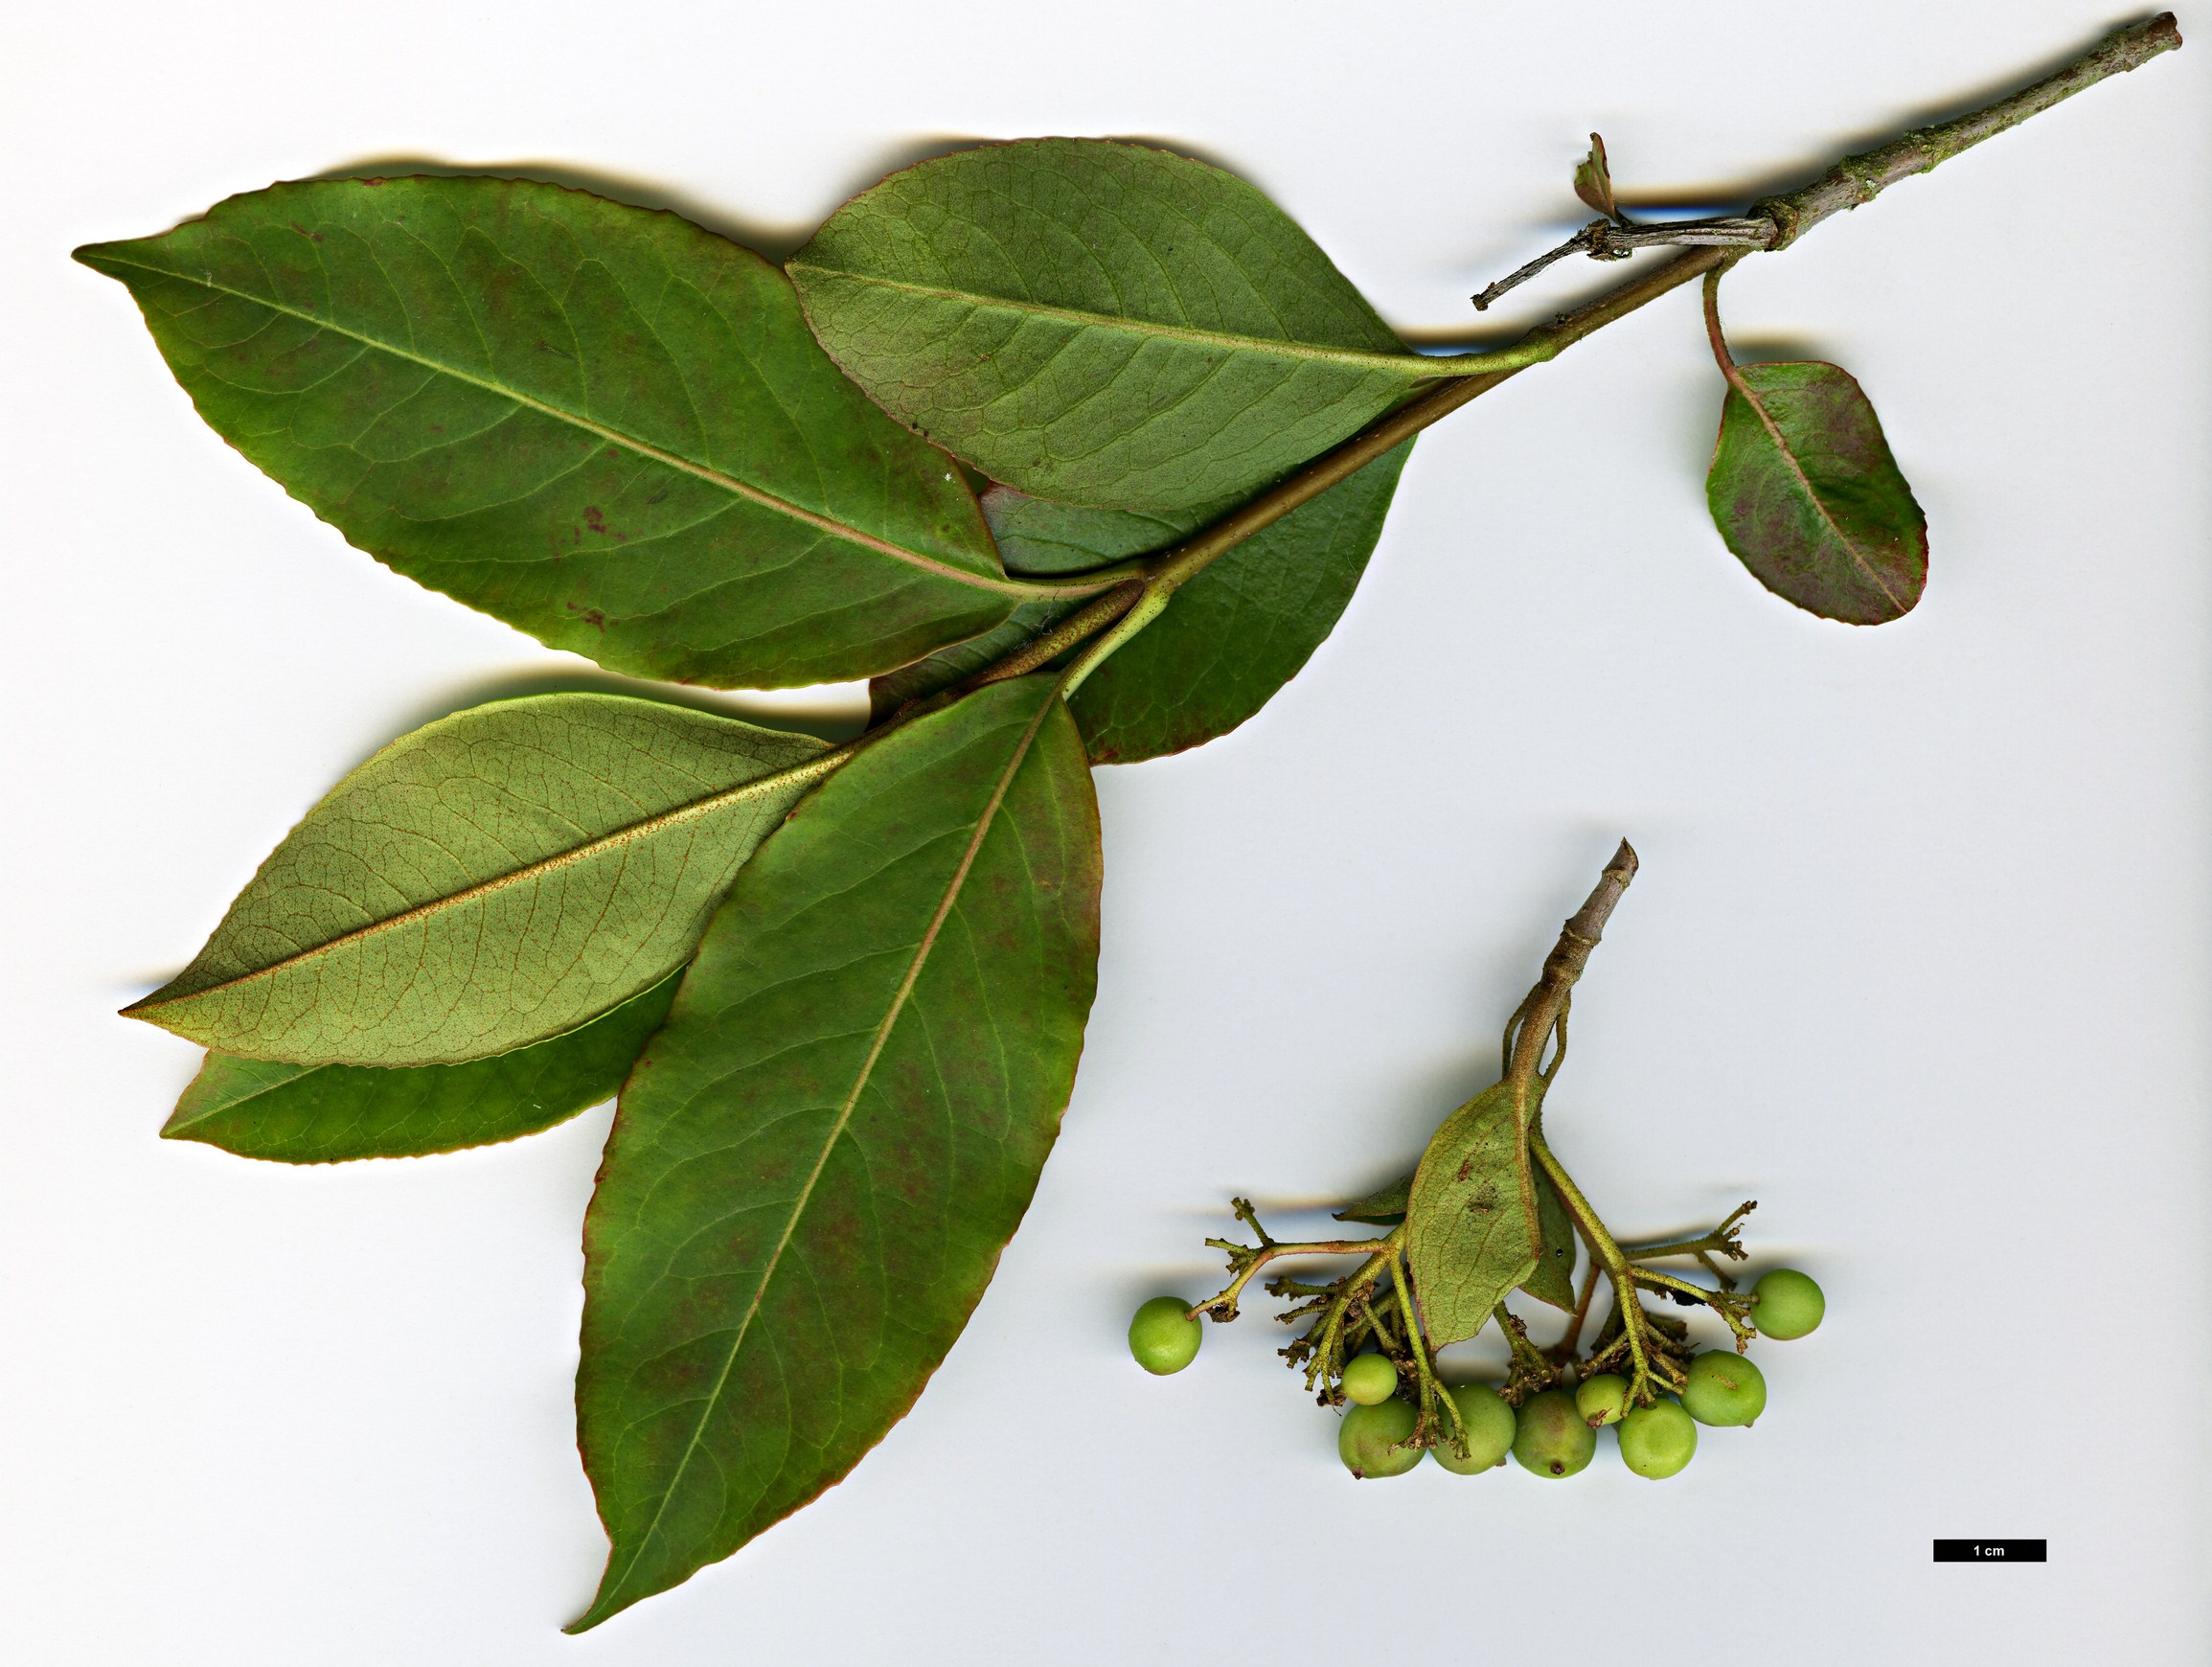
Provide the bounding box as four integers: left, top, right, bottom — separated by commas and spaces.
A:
1065, 443, 1411, 764
571, 674, 1100, 1629
125, 695, 831, 1067
76, 175, 1030, 688
164, 972, 680, 1163
1333, 1171, 1412, 1226
1521, 1168, 1578, 1311
788, 139, 1432, 513
872, 441, 1409, 759
1404, 1081, 1543, 1347
1706, 360, 1927, 624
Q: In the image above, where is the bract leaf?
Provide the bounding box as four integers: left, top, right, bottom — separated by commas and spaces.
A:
1706, 360, 1927, 624
1572, 133, 1618, 220
1333, 1171, 1412, 1226
572, 674, 1100, 1628
1404, 1081, 1543, 1347
125, 695, 830, 1067
868, 440, 1410, 758
164, 972, 679, 1163
76, 175, 1025, 688
1520, 1167, 1578, 1311
789, 139, 1431, 512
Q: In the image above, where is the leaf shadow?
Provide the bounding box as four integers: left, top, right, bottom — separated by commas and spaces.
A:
375, 665, 871, 755
315, 135, 1033, 264
1722, 331, 1833, 367
308, 154, 826, 263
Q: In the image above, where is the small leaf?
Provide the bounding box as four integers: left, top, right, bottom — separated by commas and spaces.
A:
1068, 443, 1411, 764
1333, 1171, 1412, 1226
880, 441, 1410, 763
1572, 133, 1618, 220
1706, 360, 1927, 624
165, 972, 680, 1163
789, 139, 1432, 513
1520, 1167, 1578, 1311
77, 175, 1024, 688
125, 695, 829, 1067
572, 674, 1100, 1628
1404, 1081, 1543, 1347
866, 596, 1079, 722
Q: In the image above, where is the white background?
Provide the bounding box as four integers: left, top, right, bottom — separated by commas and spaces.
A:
4, 2, 2205, 1661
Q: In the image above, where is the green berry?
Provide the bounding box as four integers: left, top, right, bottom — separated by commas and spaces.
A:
1431, 1384, 1517, 1474
1680, 1351, 1767, 1427
1751, 1268, 1825, 1340
1337, 1397, 1422, 1478
1618, 1400, 1699, 1479
1127, 1296, 1202, 1376
1339, 1353, 1399, 1405
1574, 1373, 1630, 1427
1512, 1388, 1596, 1478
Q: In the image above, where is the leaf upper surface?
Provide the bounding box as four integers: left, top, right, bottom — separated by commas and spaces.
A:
1706, 360, 1927, 625
126, 694, 829, 1067
1051, 442, 1411, 763
165, 971, 680, 1162
789, 140, 1430, 512
572, 674, 1101, 1628
77, 175, 1023, 687
1405, 1082, 1542, 1347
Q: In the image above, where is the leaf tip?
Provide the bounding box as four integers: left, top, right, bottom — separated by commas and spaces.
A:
119, 987, 170, 1022
563, 1585, 632, 1635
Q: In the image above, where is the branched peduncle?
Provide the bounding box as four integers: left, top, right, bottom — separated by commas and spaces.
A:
1181, 842, 1827, 1449
1622, 1200, 1756, 1273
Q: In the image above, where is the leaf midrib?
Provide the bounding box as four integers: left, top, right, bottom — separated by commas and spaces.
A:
612, 692, 1057, 1592
129, 747, 845, 1017
1731, 375, 1908, 612
788, 262, 1426, 377
86, 251, 1068, 600
164, 1062, 313, 1135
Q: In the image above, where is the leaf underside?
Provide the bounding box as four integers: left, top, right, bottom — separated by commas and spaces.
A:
572, 674, 1101, 1629
873, 441, 1412, 763
789, 139, 1429, 513
126, 694, 827, 1067
1333, 1170, 1412, 1226
1522, 1166, 1578, 1311
166, 971, 680, 1163
1404, 1081, 1543, 1347
77, 174, 1019, 688
1706, 360, 1927, 625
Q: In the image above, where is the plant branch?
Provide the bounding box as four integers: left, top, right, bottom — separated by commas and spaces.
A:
1475, 11, 2179, 305
1754, 12, 2180, 250
1504, 840, 1639, 1086
1474, 217, 1770, 309
880, 16, 2181, 724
